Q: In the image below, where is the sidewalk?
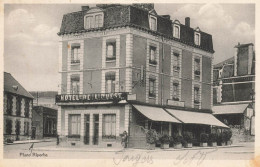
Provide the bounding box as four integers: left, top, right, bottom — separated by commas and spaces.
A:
5, 138, 56, 145
33, 144, 243, 152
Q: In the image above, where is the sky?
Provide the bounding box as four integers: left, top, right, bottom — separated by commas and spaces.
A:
4, 3, 255, 91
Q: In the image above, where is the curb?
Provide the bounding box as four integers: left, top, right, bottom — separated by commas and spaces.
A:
32, 145, 243, 153
4, 140, 55, 145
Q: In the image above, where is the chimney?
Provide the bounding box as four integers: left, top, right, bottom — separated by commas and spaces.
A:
185, 17, 190, 27
133, 3, 154, 11
161, 15, 171, 20
81, 6, 89, 11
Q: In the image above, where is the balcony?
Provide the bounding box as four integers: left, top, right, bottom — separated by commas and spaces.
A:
55, 92, 128, 104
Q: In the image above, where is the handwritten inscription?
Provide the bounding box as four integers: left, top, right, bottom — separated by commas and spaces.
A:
113, 149, 153, 166
173, 148, 218, 166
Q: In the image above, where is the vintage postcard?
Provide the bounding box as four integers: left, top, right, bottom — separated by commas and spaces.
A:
0, 0, 259, 167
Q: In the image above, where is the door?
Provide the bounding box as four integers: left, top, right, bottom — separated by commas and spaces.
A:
84, 115, 90, 145
93, 114, 99, 145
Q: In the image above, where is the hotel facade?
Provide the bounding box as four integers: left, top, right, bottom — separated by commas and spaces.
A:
56, 4, 227, 148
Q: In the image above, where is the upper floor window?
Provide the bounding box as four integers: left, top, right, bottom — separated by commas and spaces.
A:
6, 94, 12, 115
149, 15, 157, 31
149, 46, 157, 65
173, 53, 180, 72
71, 44, 80, 64
105, 72, 115, 93
84, 13, 104, 29
16, 96, 21, 116
24, 99, 30, 118
194, 58, 201, 81
71, 77, 80, 94
149, 78, 156, 98
172, 83, 179, 101
106, 42, 116, 61
173, 25, 180, 39
194, 32, 201, 46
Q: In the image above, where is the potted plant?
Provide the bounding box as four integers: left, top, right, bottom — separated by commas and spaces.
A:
146, 129, 157, 150
224, 129, 232, 145
183, 132, 193, 148
172, 134, 183, 149
160, 134, 170, 149
200, 133, 209, 147
208, 133, 217, 147
217, 132, 226, 146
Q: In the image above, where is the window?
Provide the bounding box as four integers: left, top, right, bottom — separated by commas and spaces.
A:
71, 46, 80, 64
105, 73, 115, 93
71, 77, 80, 94
103, 114, 116, 138
24, 99, 30, 118
149, 15, 157, 31
194, 87, 200, 108
69, 115, 81, 137
172, 83, 179, 101
173, 53, 180, 72
24, 122, 29, 135
149, 78, 156, 97
15, 120, 21, 136
6, 94, 12, 115
95, 14, 103, 28
16, 96, 21, 116
85, 16, 93, 29
84, 13, 103, 29
194, 33, 200, 45
5, 119, 12, 135
149, 46, 157, 65
173, 25, 180, 39
194, 58, 201, 81
106, 42, 116, 61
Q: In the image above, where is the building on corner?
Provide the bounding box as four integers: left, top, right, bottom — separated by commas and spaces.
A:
56, 4, 227, 148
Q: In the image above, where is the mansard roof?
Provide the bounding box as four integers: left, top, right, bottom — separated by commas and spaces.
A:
58, 4, 214, 53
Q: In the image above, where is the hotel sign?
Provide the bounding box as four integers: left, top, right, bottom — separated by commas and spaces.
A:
56, 92, 128, 103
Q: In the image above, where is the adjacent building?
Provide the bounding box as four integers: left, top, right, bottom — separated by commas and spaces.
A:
56, 4, 227, 148
212, 43, 255, 142
30, 91, 58, 139
3, 72, 33, 142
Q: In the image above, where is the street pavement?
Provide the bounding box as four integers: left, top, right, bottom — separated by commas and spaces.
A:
3, 141, 254, 162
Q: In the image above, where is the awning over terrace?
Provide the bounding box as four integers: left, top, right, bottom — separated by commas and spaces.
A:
132, 105, 181, 123
165, 109, 229, 128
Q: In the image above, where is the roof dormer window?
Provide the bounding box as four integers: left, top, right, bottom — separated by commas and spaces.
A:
149, 15, 157, 31
173, 20, 181, 39
194, 27, 201, 46
84, 8, 104, 29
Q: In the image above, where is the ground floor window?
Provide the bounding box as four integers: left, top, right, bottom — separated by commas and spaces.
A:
24, 122, 29, 135
69, 114, 81, 137
102, 114, 116, 138
6, 119, 13, 135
